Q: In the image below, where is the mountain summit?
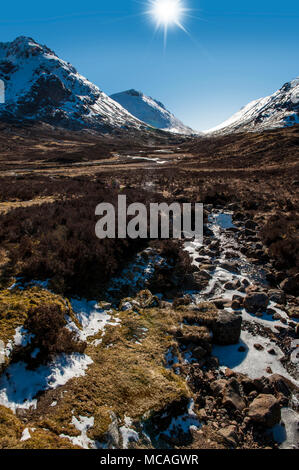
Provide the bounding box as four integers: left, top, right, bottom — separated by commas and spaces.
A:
205, 77, 299, 134
110, 89, 195, 135
0, 36, 144, 132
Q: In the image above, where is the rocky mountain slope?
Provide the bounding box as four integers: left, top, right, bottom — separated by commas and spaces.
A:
0, 37, 144, 132
110, 89, 195, 135
205, 78, 299, 134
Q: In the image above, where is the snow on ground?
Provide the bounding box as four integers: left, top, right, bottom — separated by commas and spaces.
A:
213, 330, 298, 385
120, 416, 140, 449
13, 326, 34, 347
185, 211, 298, 386
0, 353, 93, 412
20, 428, 32, 442
126, 155, 167, 165
107, 248, 166, 300
159, 399, 201, 439
272, 407, 299, 449
68, 298, 114, 341
61, 416, 97, 449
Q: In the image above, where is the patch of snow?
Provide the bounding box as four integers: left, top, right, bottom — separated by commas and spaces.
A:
213, 330, 299, 385
107, 248, 166, 300
20, 428, 31, 442
61, 416, 96, 449
165, 347, 179, 369
272, 407, 299, 450
0, 353, 93, 412
14, 326, 34, 347
69, 299, 113, 341
160, 399, 201, 439
120, 416, 139, 449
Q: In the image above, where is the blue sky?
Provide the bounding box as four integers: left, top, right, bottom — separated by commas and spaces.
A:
1, 1, 298, 130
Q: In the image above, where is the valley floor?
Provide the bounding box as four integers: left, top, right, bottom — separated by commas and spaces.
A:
0, 124, 298, 450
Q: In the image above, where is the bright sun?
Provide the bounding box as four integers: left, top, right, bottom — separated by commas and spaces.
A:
147, 0, 188, 45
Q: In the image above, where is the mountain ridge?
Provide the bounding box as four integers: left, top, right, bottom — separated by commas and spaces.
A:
205, 77, 299, 135
0, 36, 145, 133
110, 89, 195, 135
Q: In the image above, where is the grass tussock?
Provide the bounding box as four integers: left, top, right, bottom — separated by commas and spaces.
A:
0, 287, 71, 346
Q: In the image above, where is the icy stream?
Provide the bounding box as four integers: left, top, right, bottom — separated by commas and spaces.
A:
184, 210, 299, 449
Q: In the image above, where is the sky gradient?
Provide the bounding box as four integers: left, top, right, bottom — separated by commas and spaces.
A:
1, 1, 298, 131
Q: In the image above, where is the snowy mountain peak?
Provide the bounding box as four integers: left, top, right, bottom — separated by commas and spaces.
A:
0, 37, 143, 132
205, 77, 299, 135
110, 89, 195, 135
0, 36, 56, 60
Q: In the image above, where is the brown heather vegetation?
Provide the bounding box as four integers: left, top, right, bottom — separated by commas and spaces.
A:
24, 303, 86, 363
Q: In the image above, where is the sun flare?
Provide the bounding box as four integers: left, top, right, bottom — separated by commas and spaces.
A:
147, 0, 189, 45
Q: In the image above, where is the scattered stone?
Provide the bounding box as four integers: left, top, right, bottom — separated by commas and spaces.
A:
212, 298, 232, 309
268, 289, 286, 305
220, 262, 240, 273
267, 349, 277, 356
242, 278, 250, 287
254, 343, 264, 351
267, 374, 293, 398
192, 345, 208, 360
231, 300, 242, 310
248, 394, 281, 428
222, 382, 246, 411
218, 425, 238, 447
224, 279, 241, 290
244, 292, 269, 314
287, 307, 299, 319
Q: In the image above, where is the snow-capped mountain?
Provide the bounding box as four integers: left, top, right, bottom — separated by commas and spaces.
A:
110, 89, 195, 135
205, 78, 299, 134
0, 37, 144, 132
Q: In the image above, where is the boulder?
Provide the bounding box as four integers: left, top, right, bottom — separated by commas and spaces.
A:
223, 387, 246, 411
287, 307, 299, 319
248, 394, 281, 427
212, 310, 242, 345
280, 275, 299, 296
211, 379, 246, 411
224, 279, 241, 290
267, 374, 294, 398
244, 292, 269, 314
268, 289, 286, 305
220, 261, 240, 273
218, 425, 239, 447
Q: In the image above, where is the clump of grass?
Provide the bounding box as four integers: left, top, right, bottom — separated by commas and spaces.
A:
0, 287, 72, 347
